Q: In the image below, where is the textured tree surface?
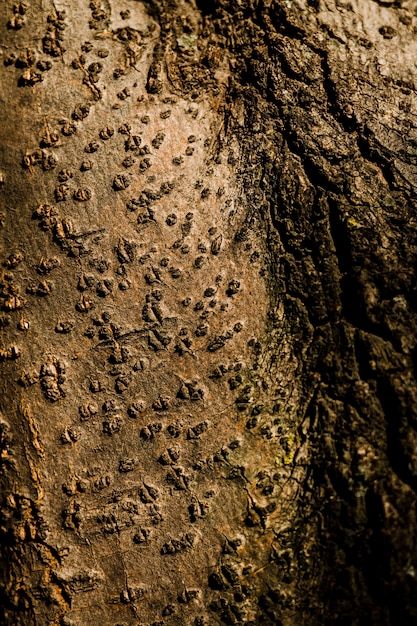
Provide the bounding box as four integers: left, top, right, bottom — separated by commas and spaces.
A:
2, 1, 417, 624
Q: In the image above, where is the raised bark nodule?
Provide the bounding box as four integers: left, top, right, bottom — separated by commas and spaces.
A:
1, 1, 417, 624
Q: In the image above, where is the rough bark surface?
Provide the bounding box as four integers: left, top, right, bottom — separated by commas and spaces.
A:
1, 1, 417, 625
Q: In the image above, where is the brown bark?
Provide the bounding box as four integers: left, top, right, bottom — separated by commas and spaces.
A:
1, 1, 417, 624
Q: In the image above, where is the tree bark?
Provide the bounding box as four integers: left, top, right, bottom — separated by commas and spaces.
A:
2, 1, 417, 624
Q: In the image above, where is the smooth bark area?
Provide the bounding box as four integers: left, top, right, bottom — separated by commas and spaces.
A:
1, 1, 417, 624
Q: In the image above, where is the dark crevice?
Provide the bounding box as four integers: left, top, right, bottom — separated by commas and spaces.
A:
376, 380, 417, 494
320, 54, 357, 134
195, 0, 217, 16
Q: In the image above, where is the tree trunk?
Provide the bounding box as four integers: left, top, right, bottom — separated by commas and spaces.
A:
1, 1, 417, 624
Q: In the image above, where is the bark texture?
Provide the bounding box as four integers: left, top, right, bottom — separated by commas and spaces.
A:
1, 1, 417, 624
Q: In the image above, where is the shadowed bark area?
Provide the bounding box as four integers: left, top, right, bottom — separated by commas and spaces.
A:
1, 1, 417, 625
